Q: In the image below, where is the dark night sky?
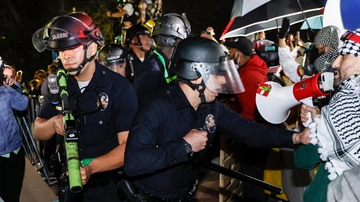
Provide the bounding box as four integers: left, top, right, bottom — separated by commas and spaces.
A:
0, 0, 235, 83
161, 0, 235, 40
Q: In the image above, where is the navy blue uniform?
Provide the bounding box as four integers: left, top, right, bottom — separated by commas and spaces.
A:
38, 61, 138, 201
127, 50, 151, 83
133, 48, 172, 104
124, 82, 295, 199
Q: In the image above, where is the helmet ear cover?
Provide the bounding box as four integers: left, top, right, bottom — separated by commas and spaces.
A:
86, 25, 104, 46
155, 35, 177, 47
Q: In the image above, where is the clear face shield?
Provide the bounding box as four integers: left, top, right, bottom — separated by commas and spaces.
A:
33, 27, 89, 52
32, 15, 93, 52
107, 62, 126, 72
192, 58, 245, 94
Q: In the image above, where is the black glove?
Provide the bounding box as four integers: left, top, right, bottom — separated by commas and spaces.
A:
278, 18, 290, 39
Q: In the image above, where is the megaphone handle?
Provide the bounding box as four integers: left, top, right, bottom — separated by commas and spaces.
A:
300, 97, 314, 127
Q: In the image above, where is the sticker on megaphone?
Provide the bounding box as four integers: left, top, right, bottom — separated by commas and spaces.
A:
256, 72, 334, 125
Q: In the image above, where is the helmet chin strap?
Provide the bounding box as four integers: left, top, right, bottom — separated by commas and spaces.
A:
130, 35, 149, 52
67, 45, 95, 76
178, 78, 207, 103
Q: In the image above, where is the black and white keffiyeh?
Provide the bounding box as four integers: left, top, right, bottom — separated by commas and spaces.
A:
339, 29, 360, 57
308, 75, 360, 180
314, 25, 341, 49
313, 48, 339, 72
313, 26, 341, 72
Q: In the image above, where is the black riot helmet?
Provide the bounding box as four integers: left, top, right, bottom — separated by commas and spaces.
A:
32, 12, 104, 52
171, 36, 244, 94
98, 44, 127, 66
125, 24, 151, 45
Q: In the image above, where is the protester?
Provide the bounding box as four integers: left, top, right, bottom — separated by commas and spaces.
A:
32, 12, 138, 202
253, 31, 274, 55
0, 64, 28, 202
107, 0, 140, 29
124, 36, 311, 201
278, 18, 341, 83
296, 28, 360, 202
327, 163, 360, 201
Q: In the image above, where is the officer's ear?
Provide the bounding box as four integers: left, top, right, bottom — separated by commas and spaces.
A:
89, 43, 97, 55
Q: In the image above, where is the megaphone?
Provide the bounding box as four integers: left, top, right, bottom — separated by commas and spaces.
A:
256, 72, 334, 124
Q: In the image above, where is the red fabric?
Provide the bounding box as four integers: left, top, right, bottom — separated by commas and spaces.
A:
236, 54, 268, 120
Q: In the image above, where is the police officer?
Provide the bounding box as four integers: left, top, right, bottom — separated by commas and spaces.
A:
32, 12, 138, 202
98, 44, 128, 78
124, 36, 311, 201
133, 13, 191, 104
124, 24, 153, 81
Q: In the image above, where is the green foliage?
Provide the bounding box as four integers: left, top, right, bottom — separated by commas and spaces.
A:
83, 0, 117, 46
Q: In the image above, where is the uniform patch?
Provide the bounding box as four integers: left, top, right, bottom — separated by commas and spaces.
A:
205, 114, 216, 133
99, 92, 109, 111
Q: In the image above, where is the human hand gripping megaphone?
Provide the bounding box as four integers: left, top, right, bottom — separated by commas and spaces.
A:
255, 72, 334, 125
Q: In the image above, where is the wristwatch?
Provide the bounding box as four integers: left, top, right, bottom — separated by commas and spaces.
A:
183, 139, 192, 154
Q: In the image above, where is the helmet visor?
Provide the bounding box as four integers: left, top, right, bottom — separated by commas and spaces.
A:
33, 23, 94, 52
193, 59, 245, 94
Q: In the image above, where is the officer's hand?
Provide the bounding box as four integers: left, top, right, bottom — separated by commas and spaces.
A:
293, 127, 311, 145
53, 114, 65, 135
183, 129, 208, 153
80, 166, 92, 185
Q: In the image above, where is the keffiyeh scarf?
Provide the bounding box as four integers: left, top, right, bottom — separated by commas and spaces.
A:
308, 74, 360, 180
313, 48, 339, 72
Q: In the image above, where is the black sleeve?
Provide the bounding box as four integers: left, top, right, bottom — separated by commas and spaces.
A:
215, 101, 295, 149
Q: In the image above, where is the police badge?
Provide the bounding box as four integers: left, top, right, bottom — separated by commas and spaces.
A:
204, 114, 216, 133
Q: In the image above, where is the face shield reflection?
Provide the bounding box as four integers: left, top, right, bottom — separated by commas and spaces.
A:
32, 14, 94, 52
107, 63, 126, 72
32, 27, 80, 52
192, 59, 245, 94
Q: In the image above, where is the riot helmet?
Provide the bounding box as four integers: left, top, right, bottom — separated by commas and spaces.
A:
171, 36, 245, 94
32, 12, 104, 52
32, 12, 104, 76
98, 44, 127, 66
98, 44, 127, 77
125, 24, 151, 45
152, 13, 191, 47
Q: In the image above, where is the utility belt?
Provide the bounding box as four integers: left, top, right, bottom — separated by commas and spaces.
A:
118, 179, 198, 202
86, 170, 121, 187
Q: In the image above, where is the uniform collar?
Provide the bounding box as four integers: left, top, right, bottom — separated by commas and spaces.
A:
172, 81, 192, 110
172, 81, 212, 111
67, 61, 107, 95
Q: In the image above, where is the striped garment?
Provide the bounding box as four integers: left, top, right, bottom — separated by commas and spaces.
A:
308, 74, 360, 180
